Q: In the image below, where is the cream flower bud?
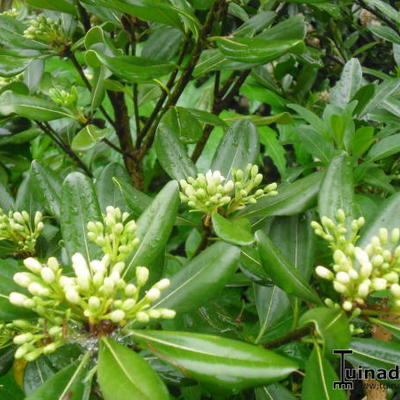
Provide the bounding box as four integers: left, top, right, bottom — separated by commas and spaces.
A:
384, 272, 399, 283
315, 266, 334, 280
110, 310, 125, 323
47, 257, 59, 271
13, 333, 34, 345
336, 272, 350, 284
155, 279, 170, 290
148, 309, 161, 319
122, 299, 135, 310
136, 267, 149, 286
28, 282, 50, 297
13, 272, 32, 288
41, 267, 55, 284
358, 280, 370, 297
371, 255, 384, 267
90, 260, 106, 274
349, 269, 359, 280
336, 209, 346, 222
371, 278, 387, 291
49, 326, 62, 336
72, 253, 89, 276
391, 283, 400, 298
146, 288, 161, 302
125, 284, 137, 296
24, 257, 42, 274
65, 289, 80, 304
379, 228, 388, 244
160, 309, 176, 319
354, 248, 371, 269
9, 292, 29, 306
88, 296, 101, 310
342, 301, 353, 311
391, 228, 400, 243
136, 312, 150, 323
34, 211, 42, 226
15, 346, 29, 359
224, 180, 234, 192
43, 343, 58, 354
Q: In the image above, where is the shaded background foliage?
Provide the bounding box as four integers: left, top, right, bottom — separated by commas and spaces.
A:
0, 0, 400, 399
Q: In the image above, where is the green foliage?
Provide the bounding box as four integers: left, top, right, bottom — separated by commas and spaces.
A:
0, 0, 400, 398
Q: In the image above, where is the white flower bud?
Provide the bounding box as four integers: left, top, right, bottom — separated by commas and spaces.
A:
349, 269, 359, 280
160, 309, 176, 319
125, 284, 137, 296
224, 180, 234, 192
148, 309, 161, 319
146, 288, 161, 302
47, 257, 59, 271
371, 255, 384, 267
379, 228, 388, 244
136, 312, 150, 323
342, 301, 353, 311
155, 279, 170, 290
391, 228, 400, 243
315, 266, 334, 280
15, 345, 29, 359
23, 257, 42, 274
110, 310, 125, 323
90, 260, 106, 274
13, 272, 32, 288
384, 272, 399, 283
88, 296, 101, 310
136, 267, 149, 286
28, 282, 50, 297
13, 333, 34, 345
72, 253, 90, 277
354, 248, 371, 270
122, 299, 135, 310
391, 283, 400, 298
336, 271, 350, 284
9, 292, 29, 307
43, 343, 58, 354
336, 209, 346, 222
49, 326, 62, 336
371, 278, 387, 291
41, 267, 55, 284
65, 289, 80, 304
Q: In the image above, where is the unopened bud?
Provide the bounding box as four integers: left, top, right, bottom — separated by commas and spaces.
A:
110, 310, 125, 323
23, 257, 42, 274
315, 266, 334, 280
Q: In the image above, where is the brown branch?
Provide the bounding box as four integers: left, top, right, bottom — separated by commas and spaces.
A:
191, 70, 250, 162
36, 121, 92, 177
107, 91, 142, 188
138, 0, 225, 159
75, 1, 91, 32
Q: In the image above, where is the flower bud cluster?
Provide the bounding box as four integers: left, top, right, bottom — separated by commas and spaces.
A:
0, 8, 19, 17
179, 164, 278, 215
313, 210, 400, 313
0, 208, 43, 254
49, 87, 78, 109
87, 206, 139, 262
311, 209, 365, 251
23, 16, 67, 46
4, 208, 175, 361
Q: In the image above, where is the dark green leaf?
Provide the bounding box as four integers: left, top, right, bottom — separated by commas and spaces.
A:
212, 214, 254, 246
71, 125, 111, 152
131, 329, 298, 391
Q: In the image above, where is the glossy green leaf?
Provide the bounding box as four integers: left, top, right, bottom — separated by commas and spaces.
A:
71, 124, 111, 152
257, 15, 306, 41
0, 259, 33, 320
347, 338, 400, 372
0, 184, 13, 211
366, 133, 400, 161
30, 161, 62, 220
255, 384, 296, 400
131, 329, 298, 391
214, 37, 305, 64
254, 284, 290, 344
0, 53, 31, 77
318, 152, 353, 222
234, 11, 276, 37
96, 163, 130, 213
0, 91, 73, 121
111, 175, 151, 218
15, 172, 42, 216
90, 66, 107, 111
295, 127, 336, 164
154, 241, 240, 313
60, 172, 102, 261
299, 308, 351, 356
212, 214, 254, 246
240, 246, 271, 284
256, 231, 320, 304
359, 192, 400, 247
98, 338, 169, 400
302, 345, 347, 400
269, 213, 316, 281
369, 25, 400, 45
239, 171, 324, 222
330, 58, 362, 108
155, 123, 197, 180
125, 181, 179, 279
26, 352, 90, 400
259, 127, 286, 177
81, 0, 183, 29
86, 51, 175, 83
211, 119, 259, 178
26, 0, 76, 14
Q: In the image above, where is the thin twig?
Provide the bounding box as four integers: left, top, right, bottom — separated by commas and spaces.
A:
36, 121, 92, 177
264, 326, 311, 349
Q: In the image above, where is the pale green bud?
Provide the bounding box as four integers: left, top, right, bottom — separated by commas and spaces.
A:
88, 296, 101, 311
28, 282, 50, 297
146, 288, 161, 302
379, 228, 388, 244
384, 272, 399, 283
342, 301, 353, 311
336, 271, 350, 284
41, 267, 55, 284
136, 312, 149, 323
43, 342, 58, 354
49, 326, 62, 336
110, 310, 125, 323
47, 257, 59, 271
122, 299, 135, 310
25, 349, 43, 362
371, 255, 384, 267
321, 216, 334, 229
336, 209, 346, 222
148, 309, 161, 319
125, 284, 137, 296
155, 279, 170, 290
13, 333, 34, 345
391, 228, 400, 243
371, 278, 387, 291
391, 283, 400, 298
9, 292, 30, 307
160, 309, 176, 319
65, 289, 80, 304
333, 281, 347, 294
15, 345, 29, 359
